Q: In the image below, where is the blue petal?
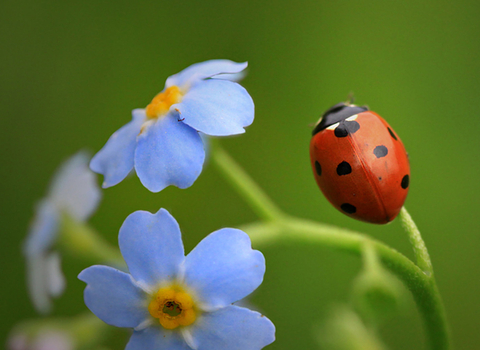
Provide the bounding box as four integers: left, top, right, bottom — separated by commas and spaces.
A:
210, 70, 246, 82
166, 60, 248, 89
134, 115, 205, 192
25, 254, 53, 314
175, 80, 254, 136
199, 133, 210, 161
78, 265, 149, 328
90, 109, 145, 188
24, 199, 59, 256
119, 209, 185, 289
126, 327, 190, 350
25, 252, 66, 314
48, 151, 101, 221
45, 252, 66, 297
190, 305, 275, 350
183, 229, 265, 309
24, 200, 64, 314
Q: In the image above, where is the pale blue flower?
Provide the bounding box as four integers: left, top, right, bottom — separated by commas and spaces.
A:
24, 152, 101, 314
79, 208, 275, 350
90, 59, 254, 192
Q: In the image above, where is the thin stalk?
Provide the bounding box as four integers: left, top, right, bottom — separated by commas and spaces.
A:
400, 207, 433, 276
241, 217, 450, 350
59, 215, 123, 265
210, 140, 283, 222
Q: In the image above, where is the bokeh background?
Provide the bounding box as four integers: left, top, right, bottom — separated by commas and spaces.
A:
2, 0, 479, 349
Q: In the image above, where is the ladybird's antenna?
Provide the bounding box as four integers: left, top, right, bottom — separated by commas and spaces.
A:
346, 92, 355, 105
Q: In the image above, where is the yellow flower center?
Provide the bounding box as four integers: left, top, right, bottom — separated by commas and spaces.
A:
148, 286, 197, 330
145, 86, 183, 119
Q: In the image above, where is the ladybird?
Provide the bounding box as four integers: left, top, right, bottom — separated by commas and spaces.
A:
309, 102, 410, 224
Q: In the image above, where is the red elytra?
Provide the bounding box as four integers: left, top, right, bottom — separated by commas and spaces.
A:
309, 102, 410, 224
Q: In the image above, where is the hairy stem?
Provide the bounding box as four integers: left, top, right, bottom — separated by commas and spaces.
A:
400, 207, 433, 275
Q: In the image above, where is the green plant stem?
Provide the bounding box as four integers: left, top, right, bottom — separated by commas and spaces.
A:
210, 139, 283, 222
361, 241, 378, 271
59, 214, 124, 265
399, 206, 449, 347
213, 143, 450, 350
400, 207, 433, 276
245, 218, 449, 350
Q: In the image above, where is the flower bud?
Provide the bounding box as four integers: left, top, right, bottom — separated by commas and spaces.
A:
317, 305, 387, 350
351, 244, 407, 325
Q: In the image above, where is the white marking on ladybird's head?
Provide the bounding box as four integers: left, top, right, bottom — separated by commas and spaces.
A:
346, 114, 358, 121
327, 122, 340, 130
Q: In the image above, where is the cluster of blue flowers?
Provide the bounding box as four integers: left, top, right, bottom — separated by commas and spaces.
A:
22, 60, 275, 350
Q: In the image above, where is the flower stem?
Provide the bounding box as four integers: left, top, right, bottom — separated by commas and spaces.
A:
291, 217, 450, 350
400, 207, 433, 276
210, 140, 283, 222
361, 241, 378, 271
399, 207, 450, 348
59, 215, 124, 265
241, 217, 450, 350
214, 145, 450, 350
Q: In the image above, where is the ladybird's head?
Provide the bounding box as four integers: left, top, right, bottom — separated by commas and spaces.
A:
312, 102, 369, 136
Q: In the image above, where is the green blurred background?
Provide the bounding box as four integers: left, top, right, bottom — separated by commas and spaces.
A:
2, 0, 479, 349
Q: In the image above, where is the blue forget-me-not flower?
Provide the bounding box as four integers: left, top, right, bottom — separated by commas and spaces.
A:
78, 208, 275, 350
90, 59, 254, 192
24, 152, 101, 314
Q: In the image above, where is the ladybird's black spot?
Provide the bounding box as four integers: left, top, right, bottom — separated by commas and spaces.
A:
388, 127, 397, 140
401, 174, 410, 189
334, 120, 360, 138
336, 161, 352, 176
334, 124, 348, 138
373, 145, 388, 158
312, 103, 368, 136
347, 120, 360, 133
378, 176, 382, 181
341, 203, 356, 214
315, 161, 322, 176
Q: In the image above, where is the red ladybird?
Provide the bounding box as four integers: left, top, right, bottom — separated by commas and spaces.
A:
309, 102, 410, 224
